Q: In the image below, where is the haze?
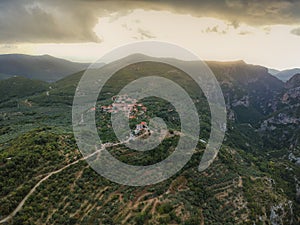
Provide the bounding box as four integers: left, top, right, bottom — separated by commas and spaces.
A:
0, 0, 300, 70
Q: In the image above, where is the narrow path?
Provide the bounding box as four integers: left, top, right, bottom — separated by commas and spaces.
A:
0, 141, 121, 224
0, 132, 177, 223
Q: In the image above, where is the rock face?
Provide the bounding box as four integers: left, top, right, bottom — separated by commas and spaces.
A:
285, 73, 300, 89
207, 61, 284, 124
270, 204, 284, 225
194, 61, 300, 151
256, 73, 300, 149
283, 74, 300, 104
269, 201, 294, 225
174, 60, 299, 150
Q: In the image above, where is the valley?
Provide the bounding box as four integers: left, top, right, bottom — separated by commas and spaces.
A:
0, 56, 299, 224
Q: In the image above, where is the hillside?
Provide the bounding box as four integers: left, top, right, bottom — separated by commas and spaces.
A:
259, 73, 300, 150
285, 73, 300, 89
0, 54, 89, 82
268, 68, 280, 75
0, 76, 48, 103
0, 56, 299, 224
207, 61, 284, 123
0, 73, 13, 80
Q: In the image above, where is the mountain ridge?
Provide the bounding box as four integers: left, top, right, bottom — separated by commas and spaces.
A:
1, 53, 297, 84
273, 68, 300, 82
0, 54, 89, 82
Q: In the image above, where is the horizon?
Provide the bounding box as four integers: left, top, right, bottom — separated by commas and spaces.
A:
1, 52, 299, 72
0, 1, 300, 70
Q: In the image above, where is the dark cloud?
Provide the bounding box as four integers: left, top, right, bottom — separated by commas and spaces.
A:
0, 0, 101, 43
139, 0, 300, 26
0, 0, 300, 43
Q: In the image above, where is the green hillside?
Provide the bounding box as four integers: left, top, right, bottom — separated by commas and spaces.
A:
0, 57, 299, 224
0, 54, 89, 82
0, 73, 13, 80
0, 77, 48, 103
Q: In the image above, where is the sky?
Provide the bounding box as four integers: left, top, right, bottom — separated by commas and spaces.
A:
0, 0, 300, 70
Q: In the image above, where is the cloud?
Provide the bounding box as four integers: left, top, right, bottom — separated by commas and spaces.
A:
1, 0, 300, 43
0, 44, 18, 50
145, 0, 300, 26
225, 0, 244, 9
230, 20, 240, 29
291, 27, 300, 36
0, 0, 101, 43
238, 31, 252, 35
205, 26, 227, 34
136, 28, 156, 39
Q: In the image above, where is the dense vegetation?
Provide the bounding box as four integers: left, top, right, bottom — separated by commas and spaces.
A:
0, 58, 299, 224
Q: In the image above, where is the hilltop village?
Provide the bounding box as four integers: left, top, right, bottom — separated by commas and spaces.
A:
100, 94, 150, 137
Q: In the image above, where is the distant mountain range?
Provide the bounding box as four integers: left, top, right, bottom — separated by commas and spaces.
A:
268, 68, 280, 75
0, 53, 299, 83
0, 54, 89, 82
0, 53, 299, 149
269, 68, 300, 82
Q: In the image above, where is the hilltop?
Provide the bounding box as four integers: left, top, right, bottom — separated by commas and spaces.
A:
0, 54, 89, 82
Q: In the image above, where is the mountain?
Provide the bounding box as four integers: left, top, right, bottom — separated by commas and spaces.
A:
273, 68, 300, 82
207, 60, 284, 123
285, 73, 300, 89
260, 108, 299, 148
268, 68, 280, 75
32, 55, 286, 126
259, 73, 300, 150
0, 76, 48, 103
0, 54, 89, 82
0, 55, 299, 224
0, 73, 14, 80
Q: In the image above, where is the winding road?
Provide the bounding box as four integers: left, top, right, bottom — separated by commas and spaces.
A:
0, 131, 177, 223
0, 141, 123, 224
